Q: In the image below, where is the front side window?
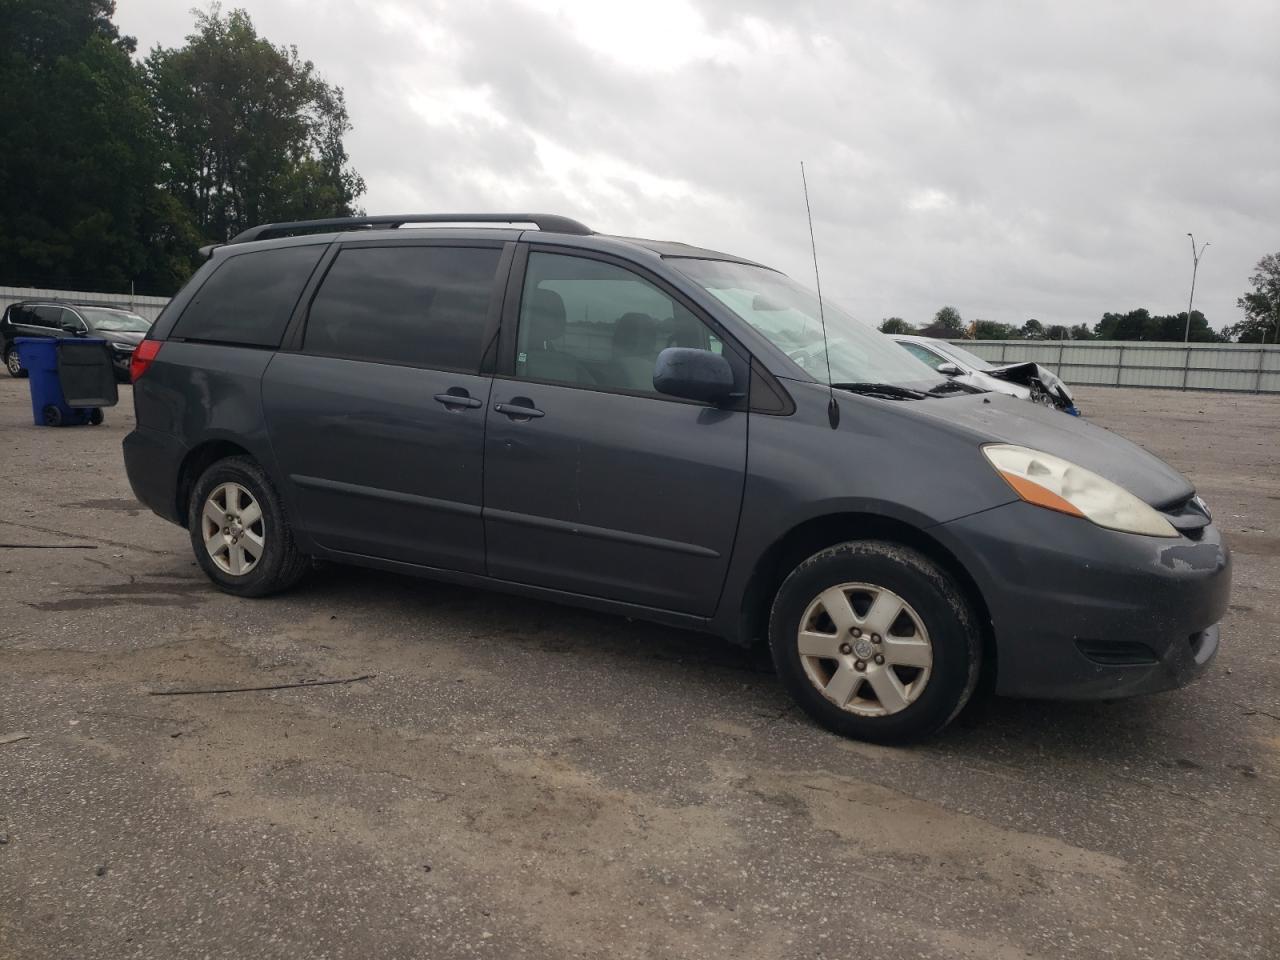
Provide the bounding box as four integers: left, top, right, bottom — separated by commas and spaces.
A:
516, 252, 720, 394
674, 259, 943, 389
304, 245, 502, 371
31, 306, 62, 328
900, 342, 949, 371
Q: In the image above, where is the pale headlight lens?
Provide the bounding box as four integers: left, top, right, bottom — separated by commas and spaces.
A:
983, 444, 1177, 537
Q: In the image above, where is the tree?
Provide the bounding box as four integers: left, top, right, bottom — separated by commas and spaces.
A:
1225, 252, 1280, 343
1021, 318, 1045, 340
1092, 308, 1218, 342
879, 317, 913, 335
0, 0, 193, 293
146, 6, 365, 245
932, 306, 964, 333
1068, 323, 1094, 340
972, 319, 1017, 340
1045, 324, 1070, 341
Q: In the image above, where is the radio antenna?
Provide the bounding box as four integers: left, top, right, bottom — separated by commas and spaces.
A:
800, 161, 839, 428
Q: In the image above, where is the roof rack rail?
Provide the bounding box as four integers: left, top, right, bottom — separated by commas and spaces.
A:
226, 213, 593, 246
9, 297, 132, 310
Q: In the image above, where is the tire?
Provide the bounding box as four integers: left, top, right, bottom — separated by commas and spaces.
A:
5, 345, 27, 378
187, 456, 310, 598
768, 541, 981, 744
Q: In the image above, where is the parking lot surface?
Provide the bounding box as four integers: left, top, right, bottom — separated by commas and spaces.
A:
1, 379, 1277, 959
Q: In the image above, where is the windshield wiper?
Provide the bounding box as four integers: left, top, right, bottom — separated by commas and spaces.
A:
832, 382, 931, 401
926, 379, 984, 396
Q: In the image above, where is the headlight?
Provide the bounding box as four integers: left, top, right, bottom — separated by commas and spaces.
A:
983, 444, 1177, 537
110, 342, 134, 353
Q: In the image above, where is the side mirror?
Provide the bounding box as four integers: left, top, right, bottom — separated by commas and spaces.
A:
653, 347, 736, 404
936, 362, 962, 376
61, 322, 84, 336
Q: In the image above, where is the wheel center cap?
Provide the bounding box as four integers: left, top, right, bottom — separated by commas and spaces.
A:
852, 638, 874, 660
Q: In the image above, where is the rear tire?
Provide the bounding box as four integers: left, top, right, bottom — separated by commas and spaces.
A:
769, 541, 980, 744
5, 346, 26, 378
188, 456, 309, 597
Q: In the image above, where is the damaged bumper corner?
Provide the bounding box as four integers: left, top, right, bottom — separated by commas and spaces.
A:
936, 500, 1231, 700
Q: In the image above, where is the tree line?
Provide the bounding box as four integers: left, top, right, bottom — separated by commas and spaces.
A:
880, 252, 1280, 344
0, 1, 364, 297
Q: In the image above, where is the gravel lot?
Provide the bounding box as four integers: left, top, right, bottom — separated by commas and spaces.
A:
1, 379, 1277, 960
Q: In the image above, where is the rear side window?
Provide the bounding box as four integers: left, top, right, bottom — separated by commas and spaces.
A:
171, 245, 324, 347
303, 245, 502, 372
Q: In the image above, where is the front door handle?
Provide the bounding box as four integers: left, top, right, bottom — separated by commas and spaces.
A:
494, 399, 545, 420
434, 390, 482, 409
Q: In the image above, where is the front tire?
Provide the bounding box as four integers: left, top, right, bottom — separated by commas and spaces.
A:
769, 541, 980, 744
188, 456, 309, 597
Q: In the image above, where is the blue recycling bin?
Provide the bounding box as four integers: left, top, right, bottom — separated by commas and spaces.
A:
14, 337, 117, 427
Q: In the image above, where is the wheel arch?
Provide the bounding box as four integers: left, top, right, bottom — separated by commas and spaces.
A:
733, 512, 997, 689
174, 439, 256, 527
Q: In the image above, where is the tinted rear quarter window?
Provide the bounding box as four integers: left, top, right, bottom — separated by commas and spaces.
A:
171, 244, 325, 347
303, 245, 502, 372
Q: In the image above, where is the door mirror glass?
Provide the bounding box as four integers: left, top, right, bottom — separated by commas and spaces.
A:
936, 362, 962, 376
653, 347, 735, 403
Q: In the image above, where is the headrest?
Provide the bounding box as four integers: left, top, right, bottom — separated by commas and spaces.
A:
527, 288, 566, 345
613, 312, 657, 356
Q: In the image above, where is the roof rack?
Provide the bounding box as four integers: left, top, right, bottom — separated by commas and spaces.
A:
9, 297, 134, 310
225, 213, 594, 247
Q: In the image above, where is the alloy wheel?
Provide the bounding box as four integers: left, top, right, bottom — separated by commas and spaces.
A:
796, 582, 933, 717
5, 349, 20, 375
201, 482, 265, 576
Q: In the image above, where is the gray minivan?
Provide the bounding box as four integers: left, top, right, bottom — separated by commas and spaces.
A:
122, 213, 1230, 742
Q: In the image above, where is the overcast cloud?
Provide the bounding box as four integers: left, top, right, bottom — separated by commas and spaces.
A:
116, 0, 1279, 331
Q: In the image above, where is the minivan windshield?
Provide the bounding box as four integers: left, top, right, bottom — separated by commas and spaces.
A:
78, 307, 151, 333
674, 259, 943, 388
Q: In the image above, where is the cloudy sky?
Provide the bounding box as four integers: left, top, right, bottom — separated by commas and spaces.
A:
116, 0, 1279, 332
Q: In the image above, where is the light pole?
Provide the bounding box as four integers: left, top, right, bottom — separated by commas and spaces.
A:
1184, 233, 1209, 342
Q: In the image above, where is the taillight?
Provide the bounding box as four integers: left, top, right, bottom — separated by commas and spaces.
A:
130, 340, 163, 382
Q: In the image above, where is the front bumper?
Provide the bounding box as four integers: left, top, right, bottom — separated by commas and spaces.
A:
110, 349, 133, 381
940, 500, 1231, 700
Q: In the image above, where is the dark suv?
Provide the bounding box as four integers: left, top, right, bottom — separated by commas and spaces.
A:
3, 300, 152, 381
122, 213, 1230, 742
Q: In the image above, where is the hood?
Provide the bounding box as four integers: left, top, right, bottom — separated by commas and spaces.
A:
987, 361, 1074, 406
909, 392, 1194, 508
94, 330, 146, 346
966, 371, 1030, 399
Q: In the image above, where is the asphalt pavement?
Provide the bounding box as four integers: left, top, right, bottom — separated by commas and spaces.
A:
1, 378, 1277, 959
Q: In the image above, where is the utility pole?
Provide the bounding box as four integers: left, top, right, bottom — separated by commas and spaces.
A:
1184, 233, 1209, 342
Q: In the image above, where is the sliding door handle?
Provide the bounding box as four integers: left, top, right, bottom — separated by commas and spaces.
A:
494, 400, 545, 420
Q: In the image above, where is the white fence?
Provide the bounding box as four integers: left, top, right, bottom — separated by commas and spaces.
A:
953, 340, 1280, 394
0, 285, 170, 323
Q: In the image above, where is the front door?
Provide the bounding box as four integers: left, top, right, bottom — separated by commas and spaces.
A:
263, 240, 508, 573
482, 249, 749, 616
